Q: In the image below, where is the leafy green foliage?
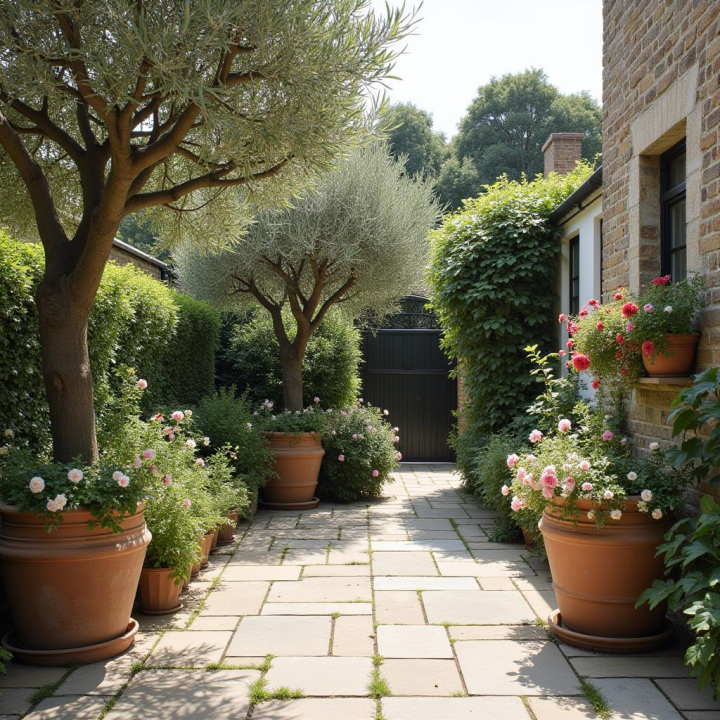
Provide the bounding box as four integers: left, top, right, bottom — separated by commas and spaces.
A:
437, 69, 601, 209
638, 495, 720, 699
318, 404, 399, 503
428, 165, 594, 437
254, 402, 329, 435
0, 234, 218, 445
383, 102, 448, 178
226, 309, 362, 409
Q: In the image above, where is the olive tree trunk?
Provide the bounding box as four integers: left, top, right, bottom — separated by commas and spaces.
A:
280, 347, 304, 413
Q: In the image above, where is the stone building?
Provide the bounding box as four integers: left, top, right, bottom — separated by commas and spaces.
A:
109, 238, 174, 283
600, 0, 719, 459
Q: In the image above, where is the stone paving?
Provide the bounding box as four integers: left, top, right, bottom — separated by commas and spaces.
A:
2, 464, 719, 719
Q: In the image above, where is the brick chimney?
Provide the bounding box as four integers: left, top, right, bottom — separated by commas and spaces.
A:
542, 133, 585, 176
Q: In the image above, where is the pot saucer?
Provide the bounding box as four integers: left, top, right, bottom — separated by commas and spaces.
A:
259, 497, 320, 511
137, 603, 183, 616
2, 619, 139, 666
548, 609, 673, 653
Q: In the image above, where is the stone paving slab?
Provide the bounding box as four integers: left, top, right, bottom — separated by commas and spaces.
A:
267, 577, 371, 603
593, 678, 684, 719
264, 657, 373, 696
56, 656, 136, 695
147, 630, 232, 667
262, 602, 372, 615
332, 616, 375, 656
527, 696, 597, 719
423, 590, 535, 624
381, 659, 464, 696
302, 565, 370, 577
0, 688, 34, 715
372, 552, 438, 576
200, 581, 269, 616
252, 698, 376, 719
374, 576, 478, 591
222, 565, 302, 581
381, 696, 531, 719
23, 695, 109, 720
455, 640, 580, 696
377, 625, 453, 658
227, 616, 331, 657
436, 560, 533, 578
570, 655, 691, 678
449, 625, 548, 641
374, 591, 426, 624
371, 540, 467, 553
655, 678, 720, 710
104, 669, 260, 719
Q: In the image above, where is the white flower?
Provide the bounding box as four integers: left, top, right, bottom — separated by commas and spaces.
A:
203, 437, 210, 447
664, 306, 673, 313
29, 476, 45, 493
67, 468, 83, 484
638, 501, 648, 512
603, 490, 614, 500
627, 471, 637, 481
641, 489, 653, 502
186, 439, 197, 449
112, 470, 123, 481
383, 409, 389, 416
649, 442, 660, 451
610, 509, 623, 520
246, 422, 253, 429
54, 494, 67, 509
117, 474, 130, 488
652, 508, 663, 520
184, 410, 193, 417
46, 500, 58, 512
587, 510, 595, 520
0, 445, 8, 455
3, 429, 13, 438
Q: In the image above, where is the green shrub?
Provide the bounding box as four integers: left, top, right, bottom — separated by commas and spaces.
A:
428, 165, 594, 437
0, 233, 218, 445
194, 388, 276, 517
318, 405, 399, 503
225, 309, 362, 409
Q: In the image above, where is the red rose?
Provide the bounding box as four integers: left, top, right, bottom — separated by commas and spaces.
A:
566, 338, 575, 349
620, 368, 628, 376
558, 314, 566, 323
651, 275, 671, 286
615, 352, 622, 359
613, 292, 623, 301
572, 353, 591, 372
588, 298, 598, 307
597, 322, 604, 331
642, 340, 655, 356
616, 333, 625, 344
568, 321, 579, 335
579, 307, 588, 317
591, 379, 600, 389
621, 302, 638, 318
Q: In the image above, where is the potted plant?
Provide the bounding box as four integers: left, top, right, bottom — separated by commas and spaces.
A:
504, 352, 692, 652
139, 483, 201, 615
255, 401, 327, 510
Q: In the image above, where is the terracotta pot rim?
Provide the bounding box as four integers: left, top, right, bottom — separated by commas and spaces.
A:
661, 332, 700, 341
141, 565, 175, 574
0, 502, 146, 522
262, 431, 322, 438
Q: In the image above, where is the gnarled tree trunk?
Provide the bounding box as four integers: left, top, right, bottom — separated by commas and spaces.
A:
280, 346, 304, 413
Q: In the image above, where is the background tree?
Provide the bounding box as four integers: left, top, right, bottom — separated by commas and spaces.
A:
437, 69, 601, 209
0, 0, 411, 463
384, 102, 447, 178
177, 144, 441, 411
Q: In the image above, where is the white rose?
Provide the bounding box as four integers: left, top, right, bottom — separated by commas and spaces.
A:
649, 442, 660, 451
587, 510, 595, 520
610, 509, 623, 520
117, 475, 130, 488
184, 410, 193, 417
3, 429, 13, 438
29, 476, 45, 493
46, 500, 58, 512
112, 470, 123, 481
67, 468, 83, 483
641, 489, 653, 502
652, 508, 663, 520
186, 439, 197, 449
203, 437, 210, 447
664, 306, 673, 312
627, 471, 637, 481
54, 494, 67, 509
0, 445, 9, 455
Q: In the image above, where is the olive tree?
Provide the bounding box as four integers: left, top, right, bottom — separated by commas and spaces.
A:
0, 0, 413, 463
177, 144, 441, 411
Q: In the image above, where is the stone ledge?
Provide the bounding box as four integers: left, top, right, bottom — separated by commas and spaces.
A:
637, 377, 693, 387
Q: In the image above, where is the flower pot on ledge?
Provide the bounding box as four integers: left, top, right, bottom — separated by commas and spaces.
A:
260, 432, 324, 510
540, 497, 673, 653
643, 333, 700, 377
0, 504, 150, 665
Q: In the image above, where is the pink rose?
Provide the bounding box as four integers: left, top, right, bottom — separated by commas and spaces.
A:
603, 490, 614, 499
602, 430, 614, 442
581, 482, 593, 491
183, 499, 191, 507
142, 449, 155, 460
558, 314, 566, 323
542, 486, 555, 499
501, 485, 510, 496
195, 458, 205, 467
396, 452, 403, 460
171, 411, 184, 421
579, 460, 590, 471
564, 477, 575, 491
643, 303, 654, 313
529, 430, 543, 443
510, 496, 524, 512
137, 379, 148, 389
372, 470, 379, 478
338, 454, 345, 462
541, 473, 558, 489
506, 453, 519, 468
516, 467, 526, 481
558, 419, 571, 433
313, 396, 320, 403
133, 455, 142, 468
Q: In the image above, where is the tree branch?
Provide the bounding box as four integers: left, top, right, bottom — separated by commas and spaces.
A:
310, 274, 356, 332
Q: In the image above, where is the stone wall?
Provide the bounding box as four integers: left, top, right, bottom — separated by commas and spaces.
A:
602, 0, 720, 459
109, 244, 165, 280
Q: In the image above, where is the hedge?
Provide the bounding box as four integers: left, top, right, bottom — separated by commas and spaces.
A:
0, 232, 218, 446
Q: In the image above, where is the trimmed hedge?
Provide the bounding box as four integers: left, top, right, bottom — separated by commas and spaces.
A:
0, 232, 218, 446
224, 308, 362, 409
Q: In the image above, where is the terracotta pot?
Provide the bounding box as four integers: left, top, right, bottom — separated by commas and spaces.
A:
262, 432, 325, 507
210, 527, 219, 553
643, 333, 699, 377
0, 504, 150, 662
540, 498, 672, 649
520, 527, 535, 551
138, 567, 182, 615
217, 511, 239, 545
200, 531, 214, 568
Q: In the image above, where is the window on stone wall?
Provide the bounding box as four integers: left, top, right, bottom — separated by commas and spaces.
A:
660, 139, 687, 282
569, 235, 580, 315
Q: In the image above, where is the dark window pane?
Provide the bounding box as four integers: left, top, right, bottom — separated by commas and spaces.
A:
668, 151, 686, 189
671, 248, 687, 282
670, 199, 686, 248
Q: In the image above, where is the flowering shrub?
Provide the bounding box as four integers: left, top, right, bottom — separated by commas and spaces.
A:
567, 275, 702, 390
253, 400, 328, 435
318, 404, 400, 503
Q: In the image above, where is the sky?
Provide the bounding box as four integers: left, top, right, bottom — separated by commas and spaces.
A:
370, 0, 603, 139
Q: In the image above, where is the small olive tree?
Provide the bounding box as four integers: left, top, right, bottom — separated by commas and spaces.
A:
0, 0, 413, 463
178, 144, 441, 411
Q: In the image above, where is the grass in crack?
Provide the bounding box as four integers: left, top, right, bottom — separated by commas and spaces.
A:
368, 654, 391, 699
249, 677, 304, 704
580, 678, 612, 719
29, 676, 66, 706
448, 519, 474, 555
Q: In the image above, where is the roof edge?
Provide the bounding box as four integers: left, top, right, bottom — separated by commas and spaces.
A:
548, 166, 603, 224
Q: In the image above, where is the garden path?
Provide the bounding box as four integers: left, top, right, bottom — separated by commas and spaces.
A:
1, 465, 718, 719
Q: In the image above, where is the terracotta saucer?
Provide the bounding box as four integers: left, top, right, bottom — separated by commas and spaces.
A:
259, 497, 320, 511
137, 603, 183, 616
2, 619, 139, 666
548, 609, 673, 654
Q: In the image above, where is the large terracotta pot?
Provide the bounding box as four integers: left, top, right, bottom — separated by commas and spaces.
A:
218, 511, 239, 545
210, 527, 219, 553
200, 531, 214, 568
138, 567, 182, 615
643, 333, 699, 377
0, 504, 150, 664
540, 498, 673, 652
262, 432, 324, 508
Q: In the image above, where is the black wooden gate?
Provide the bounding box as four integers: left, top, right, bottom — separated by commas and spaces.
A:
360, 296, 457, 462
